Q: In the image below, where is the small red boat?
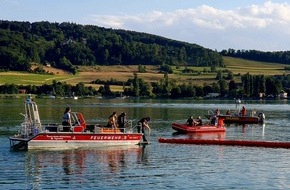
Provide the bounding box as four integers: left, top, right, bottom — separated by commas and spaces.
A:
205, 114, 263, 124
171, 123, 226, 133
205, 100, 265, 124
158, 138, 290, 149
9, 96, 143, 150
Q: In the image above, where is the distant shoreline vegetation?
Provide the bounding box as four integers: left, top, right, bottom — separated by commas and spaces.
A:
0, 71, 289, 99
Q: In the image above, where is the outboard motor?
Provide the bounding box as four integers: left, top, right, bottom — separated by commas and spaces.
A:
258, 112, 265, 123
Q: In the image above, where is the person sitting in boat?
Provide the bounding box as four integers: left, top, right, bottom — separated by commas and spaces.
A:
215, 109, 220, 116
138, 117, 151, 142
226, 109, 231, 115
62, 107, 72, 126
107, 111, 117, 128
117, 112, 127, 132
194, 116, 202, 126
217, 117, 224, 127
240, 106, 247, 116
186, 116, 194, 126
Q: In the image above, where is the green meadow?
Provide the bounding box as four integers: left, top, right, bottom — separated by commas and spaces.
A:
0, 57, 289, 89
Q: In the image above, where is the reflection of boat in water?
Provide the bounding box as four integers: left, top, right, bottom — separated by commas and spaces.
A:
25, 145, 146, 180
158, 138, 290, 149
172, 123, 226, 133
173, 131, 226, 140
205, 99, 265, 124
9, 96, 142, 150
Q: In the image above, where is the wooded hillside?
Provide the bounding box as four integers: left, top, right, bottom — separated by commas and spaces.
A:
0, 20, 223, 73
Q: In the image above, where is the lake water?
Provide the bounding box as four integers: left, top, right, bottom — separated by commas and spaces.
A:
0, 98, 290, 189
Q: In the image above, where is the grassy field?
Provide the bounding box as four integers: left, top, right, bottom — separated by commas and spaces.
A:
0, 57, 289, 91
224, 57, 287, 75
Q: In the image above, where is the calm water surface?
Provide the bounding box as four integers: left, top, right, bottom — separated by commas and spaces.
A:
0, 98, 290, 189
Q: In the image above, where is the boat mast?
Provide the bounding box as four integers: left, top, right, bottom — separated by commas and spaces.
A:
24, 95, 42, 135
235, 98, 241, 115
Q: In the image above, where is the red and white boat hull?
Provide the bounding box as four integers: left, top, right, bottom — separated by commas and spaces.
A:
28, 133, 143, 149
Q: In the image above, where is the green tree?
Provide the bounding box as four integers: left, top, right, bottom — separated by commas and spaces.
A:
215, 70, 223, 80
132, 72, 140, 97
226, 70, 234, 80
241, 72, 253, 97
212, 82, 220, 93
218, 79, 227, 97
138, 64, 146, 73
75, 82, 86, 95
171, 86, 182, 98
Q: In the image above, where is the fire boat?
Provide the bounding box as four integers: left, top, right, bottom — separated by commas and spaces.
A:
9, 97, 143, 150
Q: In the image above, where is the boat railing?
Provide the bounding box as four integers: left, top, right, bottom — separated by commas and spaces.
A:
131, 123, 151, 141
123, 120, 134, 133
251, 110, 257, 117
20, 121, 32, 138
19, 112, 43, 138
207, 110, 214, 115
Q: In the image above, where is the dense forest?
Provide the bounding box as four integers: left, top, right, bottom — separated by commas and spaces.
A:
221, 49, 290, 65
0, 20, 224, 73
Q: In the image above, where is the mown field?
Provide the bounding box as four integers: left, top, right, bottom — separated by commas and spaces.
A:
0, 57, 289, 91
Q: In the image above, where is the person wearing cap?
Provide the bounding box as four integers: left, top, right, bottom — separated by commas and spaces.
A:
117, 112, 127, 132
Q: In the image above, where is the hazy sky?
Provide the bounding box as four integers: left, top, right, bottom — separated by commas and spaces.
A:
1, 0, 290, 51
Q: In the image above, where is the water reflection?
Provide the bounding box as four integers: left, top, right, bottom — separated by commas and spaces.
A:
172, 132, 226, 140
137, 145, 150, 165
2, 98, 290, 189
24, 145, 150, 187
62, 151, 73, 175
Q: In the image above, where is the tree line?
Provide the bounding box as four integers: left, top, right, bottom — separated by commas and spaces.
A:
0, 20, 223, 73
1, 72, 289, 99
221, 49, 290, 65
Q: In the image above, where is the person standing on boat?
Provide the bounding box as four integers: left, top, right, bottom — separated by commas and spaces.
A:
138, 117, 151, 142
186, 116, 194, 126
117, 112, 127, 132
240, 106, 247, 116
212, 109, 221, 126
62, 107, 72, 126
107, 112, 117, 128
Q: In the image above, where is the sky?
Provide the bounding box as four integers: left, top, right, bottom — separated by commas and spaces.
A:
1, 0, 290, 51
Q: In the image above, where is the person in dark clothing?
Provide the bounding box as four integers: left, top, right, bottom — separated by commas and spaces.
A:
117, 112, 127, 132
186, 116, 194, 126
62, 107, 71, 126
226, 110, 231, 115
215, 109, 220, 116
194, 116, 203, 126
138, 117, 151, 142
